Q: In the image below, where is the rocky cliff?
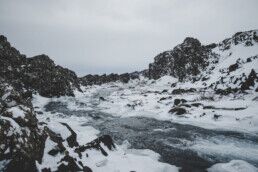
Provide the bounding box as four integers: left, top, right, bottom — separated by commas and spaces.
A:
0, 35, 81, 97
0, 35, 117, 171
0, 80, 116, 171
147, 30, 258, 93
148, 37, 216, 81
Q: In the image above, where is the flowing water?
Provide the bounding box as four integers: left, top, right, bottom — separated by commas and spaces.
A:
44, 91, 258, 172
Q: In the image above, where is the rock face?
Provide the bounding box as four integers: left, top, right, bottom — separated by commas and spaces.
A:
0, 35, 119, 172
148, 37, 214, 81
147, 30, 258, 93
0, 79, 46, 172
0, 35, 81, 97
0, 78, 117, 172
79, 71, 141, 86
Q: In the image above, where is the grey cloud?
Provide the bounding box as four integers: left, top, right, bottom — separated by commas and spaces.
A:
0, 0, 258, 76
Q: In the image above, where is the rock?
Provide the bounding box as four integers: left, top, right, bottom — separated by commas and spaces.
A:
228, 63, 239, 72
169, 107, 187, 115
219, 30, 258, 51
159, 96, 172, 102
171, 83, 177, 87
215, 88, 238, 95
174, 99, 187, 106
36, 111, 43, 114
213, 114, 222, 120
200, 113, 206, 117
48, 147, 60, 156
148, 37, 211, 81
76, 135, 116, 156
79, 71, 141, 86
126, 100, 143, 109
247, 57, 252, 62
203, 106, 215, 109
0, 80, 46, 172
172, 88, 196, 94
119, 73, 130, 83
61, 122, 79, 148
159, 97, 167, 101
180, 104, 191, 108
162, 89, 168, 93
191, 103, 203, 107
57, 154, 83, 172
0, 35, 81, 97
99, 97, 106, 101
174, 99, 181, 106
241, 69, 258, 91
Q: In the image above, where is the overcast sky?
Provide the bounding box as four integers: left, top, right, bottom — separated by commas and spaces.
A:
1, 0, 258, 76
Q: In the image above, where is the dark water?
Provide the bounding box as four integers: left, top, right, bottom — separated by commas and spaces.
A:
45, 101, 258, 172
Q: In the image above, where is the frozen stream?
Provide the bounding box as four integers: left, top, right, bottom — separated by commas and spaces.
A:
44, 97, 258, 172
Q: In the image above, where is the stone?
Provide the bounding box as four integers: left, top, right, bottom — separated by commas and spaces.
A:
169, 107, 187, 115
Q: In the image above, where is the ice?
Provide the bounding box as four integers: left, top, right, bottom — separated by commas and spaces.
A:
7, 106, 25, 118
207, 160, 258, 172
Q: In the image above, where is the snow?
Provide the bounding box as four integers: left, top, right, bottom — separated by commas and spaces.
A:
32, 93, 179, 172
85, 145, 179, 172
47, 121, 71, 139
207, 160, 258, 172
204, 43, 258, 89
155, 75, 178, 86
7, 106, 25, 118
92, 78, 258, 133
32, 93, 51, 111
30, 38, 258, 171
0, 116, 22, 135
190, 136, 258, 164
32, 78, 258, 171
37, 137, 62, 171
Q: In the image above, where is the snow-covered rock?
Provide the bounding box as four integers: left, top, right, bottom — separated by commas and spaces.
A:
207, 160, 258, 172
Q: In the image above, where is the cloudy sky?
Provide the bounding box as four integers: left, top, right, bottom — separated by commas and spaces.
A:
1, 0, 258, 76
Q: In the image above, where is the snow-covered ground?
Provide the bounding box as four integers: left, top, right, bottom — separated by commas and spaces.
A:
30, 35, 258, 171
207, 160, 258, 172
32, 74, 258, 171
32, 94, 180, 172
88, 76, 258, 134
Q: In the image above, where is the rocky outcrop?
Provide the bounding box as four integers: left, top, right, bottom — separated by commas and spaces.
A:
148, 37, 214, 81
0, 79, 46, 172
79, 71, 141, 86
218, 30, 258, 51
0, 78, 117, 171
0, 35, 119, 171
147, 30, 258, 93
0, 35, 81, 97
241, 69, 258, 91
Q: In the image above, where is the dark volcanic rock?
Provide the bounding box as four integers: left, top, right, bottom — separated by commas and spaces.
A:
174, 99, 187, 106
23, 55, 81, 97
61, 122, 79, 148
0, 79, 46, 172
241, 69, 258, 91
79, 71, 141, 86
219, 30, 258, 51
76, 135, 116, 156
148, 37, 213, 81
172, 88, 196, 94
0, 35, 81, 97
228, 63, 239, 73
169, 107, 187, 115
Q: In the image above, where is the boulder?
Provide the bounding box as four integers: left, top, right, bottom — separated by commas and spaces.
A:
169, 107, 187, 115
